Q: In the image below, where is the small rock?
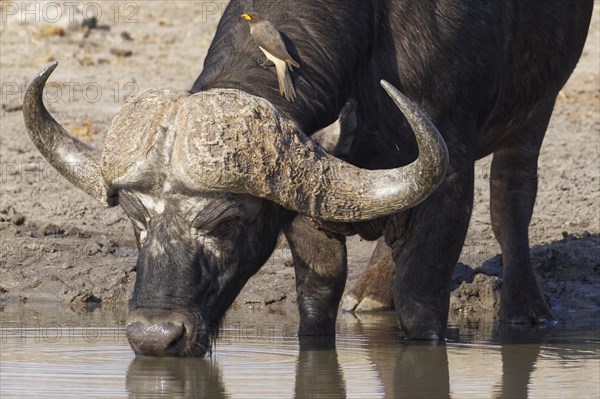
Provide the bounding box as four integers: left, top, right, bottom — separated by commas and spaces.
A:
80, 294, 101, 304
121, 31, 133, 41
42, 223, 65, 236
265, 293, 286, 305
110, 48, 133, 57
105, 216, 124, 226
1, 206, 16, 217
97, 239, 118, 254
82, 17, 98, 29
29, 229, 43, 238
65, 226, 81, 237
1, 103, 23, 112
12, 214, 25, 226
24, 163, 43, 172
450, 274, 501, 314
13, 213, 25, 226
35, 26, 65, 38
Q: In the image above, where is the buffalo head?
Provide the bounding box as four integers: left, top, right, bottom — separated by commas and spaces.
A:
24, 62, 448, 356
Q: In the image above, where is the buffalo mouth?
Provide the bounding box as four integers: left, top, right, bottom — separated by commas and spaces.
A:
126, 308, 213, 357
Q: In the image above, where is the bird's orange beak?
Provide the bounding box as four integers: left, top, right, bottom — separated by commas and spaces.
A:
241, 14, 252, 21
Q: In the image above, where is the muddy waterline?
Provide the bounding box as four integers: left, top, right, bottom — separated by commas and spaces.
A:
1, 302, 598, 398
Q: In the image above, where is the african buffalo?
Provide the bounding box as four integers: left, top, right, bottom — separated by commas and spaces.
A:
24, 0, 593, 356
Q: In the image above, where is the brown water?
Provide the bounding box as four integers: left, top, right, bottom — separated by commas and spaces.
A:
1, 302, 598, 398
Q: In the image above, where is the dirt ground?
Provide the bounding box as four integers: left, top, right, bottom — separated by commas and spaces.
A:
0, 2, 598, 320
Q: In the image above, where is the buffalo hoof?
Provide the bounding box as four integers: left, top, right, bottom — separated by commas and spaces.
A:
395, 298, 448, 341
341, 273, 394, 312
399, 321, 447, 341
342, 294, 390, 312
400, 326, 446, 341
342, 238, 395, 313
499, 288, 557, 325
499, 305, 557, 326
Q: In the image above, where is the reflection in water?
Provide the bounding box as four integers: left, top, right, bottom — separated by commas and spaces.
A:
124, 343, 452, 398
1, 303, 599, 398
495, 344, 540, 399
124, 339, 453, 398
392, 343, 450, 399
295, 337, 346, 399
348, 315, 451, 399
126, 357, 226, 398
492, 324, 547, 399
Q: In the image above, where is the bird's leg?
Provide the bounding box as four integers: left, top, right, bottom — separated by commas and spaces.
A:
257, 57, 275, 69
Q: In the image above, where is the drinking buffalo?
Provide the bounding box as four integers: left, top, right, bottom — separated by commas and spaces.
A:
24, 0, 593, 356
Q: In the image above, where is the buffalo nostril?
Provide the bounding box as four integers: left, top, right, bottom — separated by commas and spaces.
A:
126, 321, 186, 356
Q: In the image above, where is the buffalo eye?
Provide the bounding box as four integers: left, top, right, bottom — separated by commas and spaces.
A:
208, 219, 240, 237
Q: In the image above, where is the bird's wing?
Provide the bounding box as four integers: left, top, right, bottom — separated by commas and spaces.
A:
252, 21, 297, 65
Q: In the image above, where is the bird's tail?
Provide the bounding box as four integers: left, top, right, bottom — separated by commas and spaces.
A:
277, 64, 297, 102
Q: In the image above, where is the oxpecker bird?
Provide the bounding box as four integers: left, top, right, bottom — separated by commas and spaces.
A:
242, 12, 300, 102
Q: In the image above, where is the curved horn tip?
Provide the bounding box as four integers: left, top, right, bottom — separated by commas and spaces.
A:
380, 79, 411, 104
26, 62, 59, 99
380, 79, 396, 92
35, 61, 59, 81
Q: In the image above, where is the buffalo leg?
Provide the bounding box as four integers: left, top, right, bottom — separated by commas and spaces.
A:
342, 237, 395, 312
389, 160, 474, 340
490, 105, 555, 323
284, 215, 347, 336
